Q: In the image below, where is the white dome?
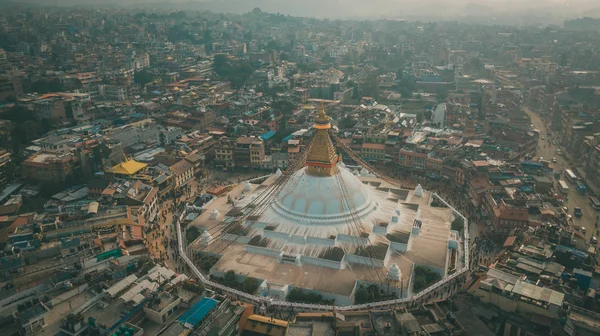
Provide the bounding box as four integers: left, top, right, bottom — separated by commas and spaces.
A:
200, 230, 212, 245
209, 209, 220, 220
243, 182, 252, 192
271, 165, 376, 224
414, 184, 424, 197
388, 263, 401, 281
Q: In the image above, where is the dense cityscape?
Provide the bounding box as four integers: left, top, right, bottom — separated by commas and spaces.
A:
0, 3, 599, 336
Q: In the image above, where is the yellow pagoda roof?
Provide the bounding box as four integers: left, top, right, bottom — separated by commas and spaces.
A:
110, 159, 147, 175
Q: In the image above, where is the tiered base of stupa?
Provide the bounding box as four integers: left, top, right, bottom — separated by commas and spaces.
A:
190, 165, 462, 305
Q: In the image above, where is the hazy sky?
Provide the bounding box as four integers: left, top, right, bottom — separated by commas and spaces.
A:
17, 0, 600, 22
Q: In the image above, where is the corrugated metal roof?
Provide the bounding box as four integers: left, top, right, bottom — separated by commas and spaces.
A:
511, 280, 564, 306
105, 274, 138, 298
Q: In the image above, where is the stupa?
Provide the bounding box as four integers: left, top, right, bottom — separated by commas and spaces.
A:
193, 106, 465, 305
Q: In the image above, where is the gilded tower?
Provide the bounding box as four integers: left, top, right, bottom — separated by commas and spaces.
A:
306, 105, 338, 176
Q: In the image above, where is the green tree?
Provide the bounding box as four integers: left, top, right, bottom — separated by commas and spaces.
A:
1, 106, 54, 153
223, 270, 237, 287
134, 70, 154, 86
424, 110, 433, 121
416, 112, 424, 124
186, 226, 201, 244
451, 217, 465, 232
413, 266, 442, 292
212, 54, 254, 88
29, 78, 64, 94
339, 115, 356, 129
361, 72, 380, 99
243, 277, 259, 294
354, 285, 369, 304
271, 100, 296, 115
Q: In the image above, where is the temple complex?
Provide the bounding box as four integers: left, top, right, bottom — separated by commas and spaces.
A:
189, 106, 466, 305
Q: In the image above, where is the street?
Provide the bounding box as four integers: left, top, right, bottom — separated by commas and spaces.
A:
524, 108, 598, 243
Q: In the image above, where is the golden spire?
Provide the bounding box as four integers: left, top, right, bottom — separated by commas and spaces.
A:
314, 103, 331, 129
306, 103, 338, 176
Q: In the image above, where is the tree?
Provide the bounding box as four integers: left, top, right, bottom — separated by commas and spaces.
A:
29, 78, 64, 94
186, 226, 200, 244
424, 110, 433, 121
451, 217, 464, 232
212, 54, 254, 88
416, 112, 424, 124
243, 277, 259, 294
223, 270, 237, 287
339, 115, 356, 129
266, 40, 279, 51
213, 54, 228, 73
354, 285, 369, 304
413, 266, 442, 292
134, 70, 154, 86
361, 72, 380, 99
1, 106, 54, 153
271, 100, 296, 115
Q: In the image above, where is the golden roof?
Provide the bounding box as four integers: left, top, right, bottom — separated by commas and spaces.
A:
244, 315, 288, 335
109, 159, 147, 175
306, 105, 337, 176
307, 130, 337, 165
314, 104, 331, 130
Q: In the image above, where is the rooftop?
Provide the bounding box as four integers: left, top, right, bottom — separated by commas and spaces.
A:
109, 159, 148, 175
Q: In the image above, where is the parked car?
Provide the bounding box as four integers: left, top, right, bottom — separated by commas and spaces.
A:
574, 207, 583, 218
552, 157, 557, 163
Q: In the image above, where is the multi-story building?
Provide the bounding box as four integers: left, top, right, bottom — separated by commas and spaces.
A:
234, 136, 265, 169
169, 159, 194, 190
398, 149, 427, 171
476, 268, 565, 319
0, 74, 21, 99
0, 149, 12, 187
21, 152, 79, 182
102, 84, 128, 101
104, 120, 175, 148
361, 143, 385, 162
214, 137, 235, 170
489, 199, 529, 235
74, 72, 103, 100
111, 180, 159, 223
143, 292, 181, 324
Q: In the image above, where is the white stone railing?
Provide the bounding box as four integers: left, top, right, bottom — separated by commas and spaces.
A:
176, 191, 471, 312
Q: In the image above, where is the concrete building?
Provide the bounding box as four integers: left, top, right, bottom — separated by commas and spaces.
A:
475, 268, 566, 319
21, 152, 79, 182
143, 292, 181, 324
234, 136, 265, 169
214, 137, 235, 170
169, 159, 194, 190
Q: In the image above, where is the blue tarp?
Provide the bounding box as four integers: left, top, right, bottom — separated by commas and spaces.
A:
178, 297, 218, 327
260, 130, 276, 140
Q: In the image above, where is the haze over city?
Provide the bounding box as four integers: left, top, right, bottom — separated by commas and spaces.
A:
11, 0, 600, 23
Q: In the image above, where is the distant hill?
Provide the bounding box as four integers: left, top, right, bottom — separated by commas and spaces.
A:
564, 17, 600, 30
